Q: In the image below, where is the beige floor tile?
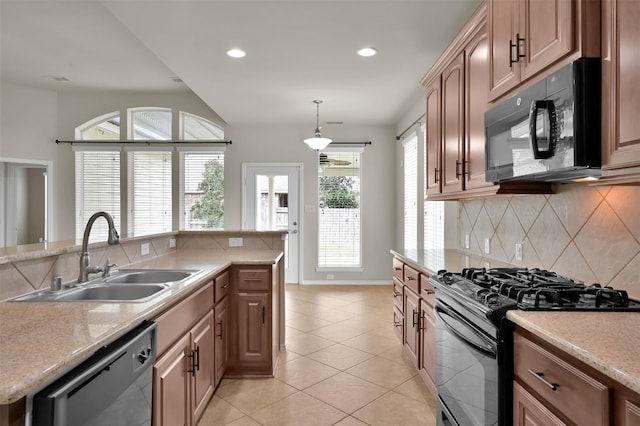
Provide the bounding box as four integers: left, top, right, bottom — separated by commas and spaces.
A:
274, 356, 339, 390
285, 332, 334, 355
250, 392, 347, 426
284, 325, 303, 337
368, 324, 398, 340
377, 345, 417, 369
304, 372, 388, 414
287, 313, 333, 332
197, 396, 245, 425
276, 349, 302, 366
310, 322, 366, 342
306, 307, 356, 323
333, 416, 370, 426
353, 391, 437, 426
346, 356, 417, 389
225, 416, 261, 426
306, 343, 374, 371
341, 332, 400, 355
394, 376, 437, 406
215, 378, 297, 415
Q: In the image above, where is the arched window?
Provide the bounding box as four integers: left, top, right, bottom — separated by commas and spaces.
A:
75, 108, 225, 240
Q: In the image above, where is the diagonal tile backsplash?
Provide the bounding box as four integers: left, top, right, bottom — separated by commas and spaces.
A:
460, 184, 640, 299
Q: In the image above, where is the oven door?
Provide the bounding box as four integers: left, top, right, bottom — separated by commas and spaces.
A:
435, 300, 499, 426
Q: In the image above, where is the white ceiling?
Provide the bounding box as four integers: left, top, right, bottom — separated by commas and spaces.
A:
0, 0, 482, 127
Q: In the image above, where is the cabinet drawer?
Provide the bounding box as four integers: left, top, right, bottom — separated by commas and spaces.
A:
393, 278, 404, 313
420, 274, 435, 308
514, 332, 610, 426
403, 265, 420, 294
393, 307, 403, 343
215, 270, 230, 303
392, 258, 404, 281
237, 268, 270, 291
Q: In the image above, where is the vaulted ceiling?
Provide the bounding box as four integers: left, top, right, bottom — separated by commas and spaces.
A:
0, 0, 482, 127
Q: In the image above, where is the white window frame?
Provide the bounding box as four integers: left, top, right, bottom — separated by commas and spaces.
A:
316, 146, 364, 271
403, 132, 418, 250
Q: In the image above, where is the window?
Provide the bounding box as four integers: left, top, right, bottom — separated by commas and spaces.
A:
75, 108, 225, 239
424, 200, 445, 249
403, 134, 418, 250
318, 149, 362, 268
183, 152, 224, 230
75, 112, 121, 243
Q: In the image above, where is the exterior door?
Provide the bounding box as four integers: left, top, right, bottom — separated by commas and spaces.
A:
242, 163, 301, 284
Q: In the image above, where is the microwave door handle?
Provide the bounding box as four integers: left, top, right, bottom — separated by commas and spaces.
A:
529, 100, 557, 159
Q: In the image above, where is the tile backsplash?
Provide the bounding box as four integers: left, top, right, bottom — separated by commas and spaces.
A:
459, 184, 640, 299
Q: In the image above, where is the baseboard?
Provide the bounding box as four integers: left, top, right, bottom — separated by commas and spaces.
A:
296, 280, 392, 285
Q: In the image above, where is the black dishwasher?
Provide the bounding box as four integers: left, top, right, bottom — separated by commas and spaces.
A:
30, 321, 156, 426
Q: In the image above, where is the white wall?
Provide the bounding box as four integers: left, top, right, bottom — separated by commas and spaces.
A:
0, 82, 59, 240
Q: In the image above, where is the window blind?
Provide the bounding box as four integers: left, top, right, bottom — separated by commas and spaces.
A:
75, 151, 121, 243
318, 150, 361, 268
403, 134, 418, 250
128, 151, 172, 236
424, 200, 445, 249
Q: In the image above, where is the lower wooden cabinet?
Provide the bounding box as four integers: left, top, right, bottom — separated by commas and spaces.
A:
153, 311, 215, 426
237, 292, 270, 365
403, 288, 420, 368
419, 299, 437, 396
513, 381, 567, 426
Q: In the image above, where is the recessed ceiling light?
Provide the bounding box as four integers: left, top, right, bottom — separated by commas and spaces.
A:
227, 48, 246, 58
357, 47, 377, 57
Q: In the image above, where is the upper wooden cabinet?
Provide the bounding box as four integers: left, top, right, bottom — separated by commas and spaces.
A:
488, 0, 600, 102
599, 0, 640, 184
422, 3, 552, 200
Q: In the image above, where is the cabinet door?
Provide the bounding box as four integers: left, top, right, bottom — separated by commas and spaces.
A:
191, 311, 215, 424
602, 0, 640, 177
441, 52, 465, 195
520, 0, 573, 80
424, 75, 442, 196
622, 399, 640, 426
403, 289, 420, 369
419, 300, 437, 397
214, 297, 229, 386
153, 334, 191, 426
513, 381, 567, 425
237, 292, 270, 364
488, 0, 521, 100
464, 27, 493, 191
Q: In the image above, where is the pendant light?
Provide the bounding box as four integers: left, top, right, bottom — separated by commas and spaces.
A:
304, 100, 332, 150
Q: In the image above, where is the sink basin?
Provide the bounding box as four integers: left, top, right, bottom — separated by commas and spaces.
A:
9, 268, 201, 302
106, 270, 192, 284
55, 283, 168, 302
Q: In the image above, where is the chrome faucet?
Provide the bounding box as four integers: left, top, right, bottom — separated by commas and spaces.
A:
78, 211, 120, 284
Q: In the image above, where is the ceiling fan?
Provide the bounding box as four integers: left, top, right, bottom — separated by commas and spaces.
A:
319, 153, 351, 167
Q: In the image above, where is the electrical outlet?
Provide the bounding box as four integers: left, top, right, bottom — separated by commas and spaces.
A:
465, 255, 470, 268
169, 238, 176, 248
229, 237, 243, 247
484, 238, 491, 254
485, 261, 491, 270
515, 243, 523, 261
141, 242, 150, 256
326, 274, 334, 280
465, 234, 470, 249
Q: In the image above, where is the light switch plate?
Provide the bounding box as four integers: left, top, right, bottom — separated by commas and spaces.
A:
169, 238, 176, 248
484, 238, 490, 254
465, 234, 470, 249
515, 243, 523, 261
229, 237, 243, 247
141, 242, 150, 256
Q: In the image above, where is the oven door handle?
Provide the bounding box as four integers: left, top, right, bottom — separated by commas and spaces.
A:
434, 302, 497, 359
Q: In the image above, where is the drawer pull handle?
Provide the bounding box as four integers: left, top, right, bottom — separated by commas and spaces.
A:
527, 369, 558, 391
394, 321, 402, 328
406, 276, 416, 281
222, 283, 229, 289
243, 278, 263, 281
394, 267, 402, 271
393, 291, 401, 297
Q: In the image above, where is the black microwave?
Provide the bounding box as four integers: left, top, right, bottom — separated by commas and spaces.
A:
484, 58, 601, 183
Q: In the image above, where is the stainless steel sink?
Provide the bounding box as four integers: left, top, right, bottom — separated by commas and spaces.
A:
105, 270, 192, 284
9, 269, 201, 302
55, 283, 169, 302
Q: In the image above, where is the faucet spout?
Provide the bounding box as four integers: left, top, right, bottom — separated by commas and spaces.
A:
78, 212, 120, 284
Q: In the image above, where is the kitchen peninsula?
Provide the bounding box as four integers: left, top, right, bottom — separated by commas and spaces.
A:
0, 231, 286, 426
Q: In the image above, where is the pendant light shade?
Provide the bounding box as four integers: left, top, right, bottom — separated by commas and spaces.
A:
304, 100, 332, 150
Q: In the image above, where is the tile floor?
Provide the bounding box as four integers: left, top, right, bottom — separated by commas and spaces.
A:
198, 284, 437, 426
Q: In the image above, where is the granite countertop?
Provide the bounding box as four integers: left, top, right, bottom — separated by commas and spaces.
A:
392, 249, 640, 396
0, 249, 282, 405
507, 310, 640, 395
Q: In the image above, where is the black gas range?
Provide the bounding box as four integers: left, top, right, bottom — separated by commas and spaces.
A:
430, 267, 640, 426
